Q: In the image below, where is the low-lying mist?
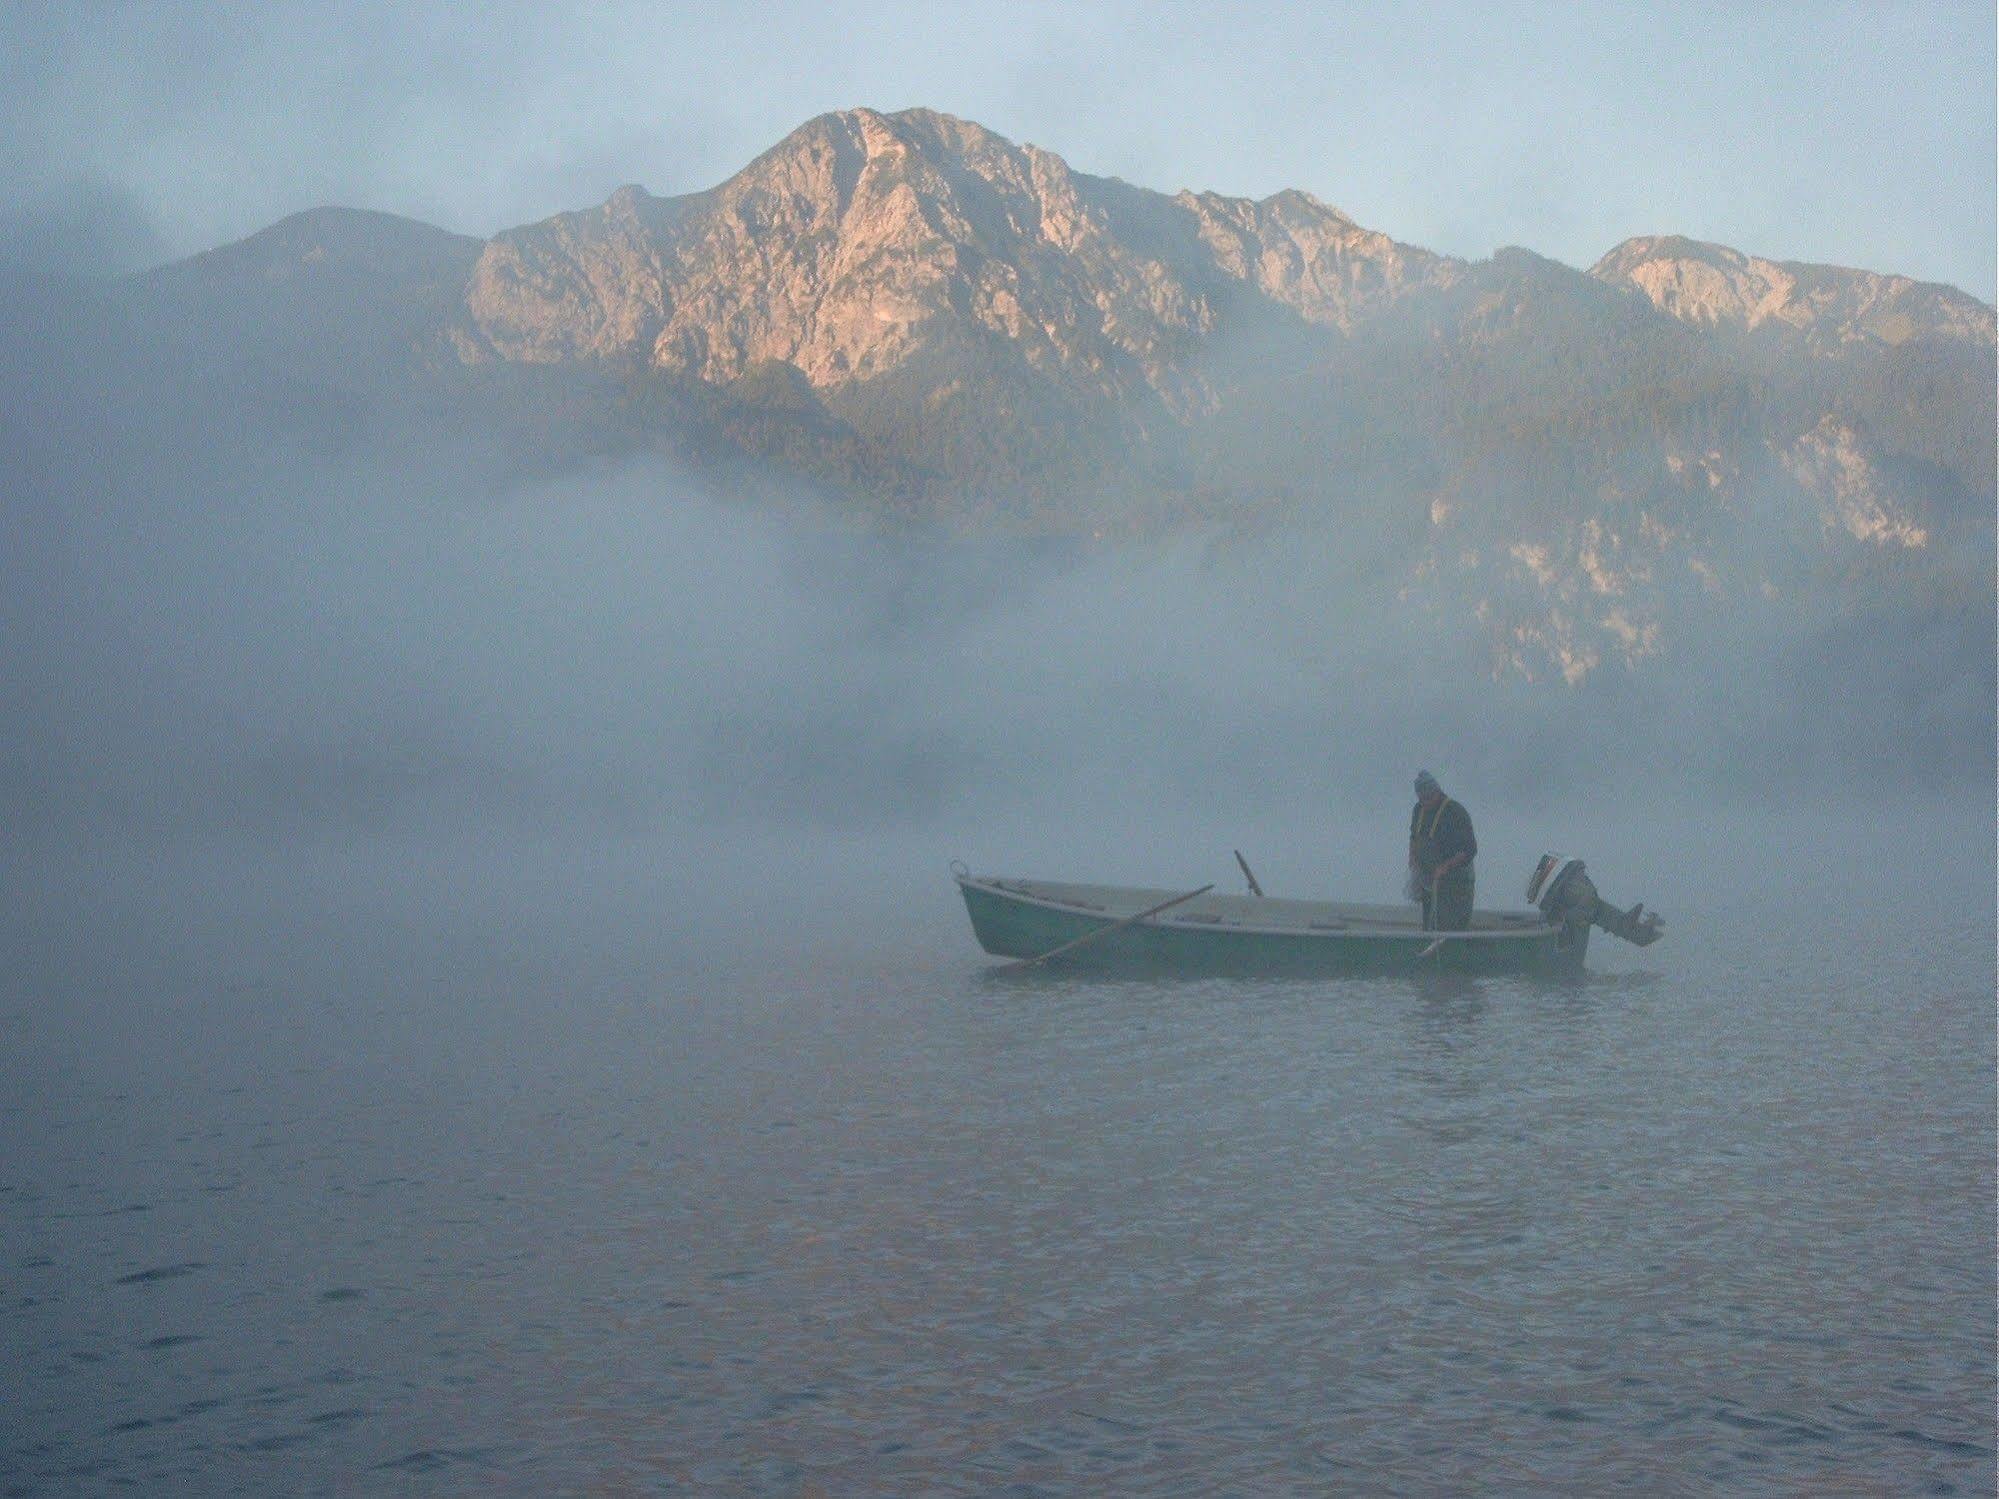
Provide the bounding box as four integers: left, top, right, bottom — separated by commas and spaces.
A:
4, 270, 1994, 992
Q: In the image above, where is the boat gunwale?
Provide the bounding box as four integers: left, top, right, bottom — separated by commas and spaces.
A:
955, 875, 1561, 945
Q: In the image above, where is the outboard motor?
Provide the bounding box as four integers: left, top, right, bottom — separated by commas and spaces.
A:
1527, 855, 1664, 947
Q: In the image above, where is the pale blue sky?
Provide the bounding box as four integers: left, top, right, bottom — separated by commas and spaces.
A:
4, 0, 1993, 298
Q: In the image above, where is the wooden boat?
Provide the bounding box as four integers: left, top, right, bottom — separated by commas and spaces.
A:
953, 857, 1663, 977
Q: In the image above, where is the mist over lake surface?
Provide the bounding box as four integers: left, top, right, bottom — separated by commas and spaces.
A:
3, 805, 1993, 1492
4, 359, 1995, 1493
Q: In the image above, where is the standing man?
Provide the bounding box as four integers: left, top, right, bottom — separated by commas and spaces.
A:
1409, 770, 1477, 931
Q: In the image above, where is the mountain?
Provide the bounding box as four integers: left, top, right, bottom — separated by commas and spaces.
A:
138, 206, 483, 381
1590, 234, 1995, 351
120, 107, 1995, 698
450, 108, 1473, 508
459, 108, 1465, 384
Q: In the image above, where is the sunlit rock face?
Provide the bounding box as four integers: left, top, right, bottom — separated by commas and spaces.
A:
463, 107, 1464, 412
1783, 415, 1929, 548
1590, 234, 1995, 351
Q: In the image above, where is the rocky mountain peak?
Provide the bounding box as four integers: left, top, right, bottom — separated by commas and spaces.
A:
603, 183, 654, 213
1591, 234, 1994, 349
1259, 186, 1353, 224
134, 205, 484, 380
150, 206, 481, 288
459, 107, 1460, 405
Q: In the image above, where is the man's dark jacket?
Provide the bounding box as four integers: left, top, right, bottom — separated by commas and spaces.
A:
1410, 796, 1477, 886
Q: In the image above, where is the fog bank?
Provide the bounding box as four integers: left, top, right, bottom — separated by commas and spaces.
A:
4, 272, 1993, 982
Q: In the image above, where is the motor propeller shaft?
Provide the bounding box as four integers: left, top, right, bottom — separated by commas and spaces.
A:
1528, 855, 1665, 948
1592, 897, 1665, 947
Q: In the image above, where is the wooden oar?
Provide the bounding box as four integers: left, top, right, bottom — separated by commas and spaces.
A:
997, 884, 1215, 973
1417, 873, 1451, 958
1233, 850, 1263, 897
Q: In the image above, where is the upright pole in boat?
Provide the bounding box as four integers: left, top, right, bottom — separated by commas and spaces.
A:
1234, 850, 1263, 897
997, 885, 1215, 973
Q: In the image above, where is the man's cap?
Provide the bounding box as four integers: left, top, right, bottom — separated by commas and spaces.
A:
1414, 769, 1441, 795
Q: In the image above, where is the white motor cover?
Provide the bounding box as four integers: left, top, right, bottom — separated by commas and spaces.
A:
1526, 854, 1586, 908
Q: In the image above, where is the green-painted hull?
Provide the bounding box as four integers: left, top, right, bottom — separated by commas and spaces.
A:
958, 877, 1588, 977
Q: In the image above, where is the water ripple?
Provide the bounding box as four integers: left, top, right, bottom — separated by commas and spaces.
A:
2, 894, 1992, 1492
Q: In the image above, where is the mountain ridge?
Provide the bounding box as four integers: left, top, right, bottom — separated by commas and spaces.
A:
118, 106, 1996, 694
1590, 232, 1994, 349
148, 108, 1992, 356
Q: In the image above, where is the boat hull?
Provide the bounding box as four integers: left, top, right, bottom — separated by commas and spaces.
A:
958, 876, 1587, 977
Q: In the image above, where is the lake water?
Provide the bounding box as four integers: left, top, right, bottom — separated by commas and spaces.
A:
4, 822, 1994, 1494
